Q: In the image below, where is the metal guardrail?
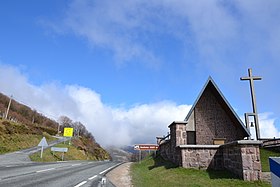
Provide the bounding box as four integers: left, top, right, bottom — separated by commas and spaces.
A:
262, 138, 280, 148
157, 133, 170, 145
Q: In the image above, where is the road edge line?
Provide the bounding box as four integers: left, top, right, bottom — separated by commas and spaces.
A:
74, 181, 87, 187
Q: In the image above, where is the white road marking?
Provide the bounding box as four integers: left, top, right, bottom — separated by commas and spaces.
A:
99, 165, 115, 175
74, 181, 87, 187
101, 177, 107, 185
6, 165, 17, 168
36, 168, 55, 173
88, 175, 97, 180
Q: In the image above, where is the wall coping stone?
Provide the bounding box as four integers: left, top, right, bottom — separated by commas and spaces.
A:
168, 121, 188, 127
237, 140, 263, 144
221, 140, 263, 147
178, 145, 220, 149
177, 140, 262, 149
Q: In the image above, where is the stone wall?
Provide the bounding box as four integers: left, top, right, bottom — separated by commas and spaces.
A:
168, 121, 187, 165
158, 122, 263, 181
195, 88, 247, 144
159, 141, 262, 181
158, 140, 171, 162
179, 145, 223, 170
222, 140, 262, 181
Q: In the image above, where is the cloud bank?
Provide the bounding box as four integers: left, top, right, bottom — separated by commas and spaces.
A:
249, 113, 280, 140
0, 64, 279, 146
0, 64, 190, 146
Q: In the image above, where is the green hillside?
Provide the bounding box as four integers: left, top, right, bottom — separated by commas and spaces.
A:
0, 119, 56, 154
30, 140, 110, 162
0, 92, 110, 160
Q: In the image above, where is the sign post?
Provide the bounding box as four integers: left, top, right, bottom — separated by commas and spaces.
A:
134, 144, 159, 151
134, 144, 159, 162
63, 127, 74, 137
38, 137, 48, 159
269, 157, 280, 187
63, 127, 74, 145
51, 147, 68, 161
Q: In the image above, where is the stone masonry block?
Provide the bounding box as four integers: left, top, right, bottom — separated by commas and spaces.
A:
253, 162, 261, 171
242, 156, 253, 170
246, 147, 256, 154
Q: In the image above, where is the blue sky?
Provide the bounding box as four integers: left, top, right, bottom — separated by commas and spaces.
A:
0, 0, 280, 146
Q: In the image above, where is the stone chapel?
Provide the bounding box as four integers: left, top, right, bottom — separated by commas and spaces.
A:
157, 77, 262, 181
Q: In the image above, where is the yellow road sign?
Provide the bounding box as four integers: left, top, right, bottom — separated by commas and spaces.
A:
63, 127, 74, 137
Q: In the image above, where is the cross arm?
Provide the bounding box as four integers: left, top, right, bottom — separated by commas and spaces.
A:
240, 76, 262, 80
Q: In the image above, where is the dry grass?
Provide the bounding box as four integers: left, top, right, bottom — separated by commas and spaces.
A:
0, 133, 56, 154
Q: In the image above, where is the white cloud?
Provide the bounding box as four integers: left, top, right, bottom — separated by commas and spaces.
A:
0, 64, 190, 146
45, 0, 280, 75
60, 0, 163, 67
244, 112, 279, 140
259, 113, 280, 138
56, 1, 234, 62
1, 64, 279, 146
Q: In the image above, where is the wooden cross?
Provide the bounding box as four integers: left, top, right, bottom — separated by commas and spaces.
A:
240, 68, 262, 140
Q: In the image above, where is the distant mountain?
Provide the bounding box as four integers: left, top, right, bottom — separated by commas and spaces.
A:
117, 145, 158, 162
122, 145, 138, 154
106, 145, 154, 162
106, 146, 133, 162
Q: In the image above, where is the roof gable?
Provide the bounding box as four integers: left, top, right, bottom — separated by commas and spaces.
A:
185, 76, 250, 136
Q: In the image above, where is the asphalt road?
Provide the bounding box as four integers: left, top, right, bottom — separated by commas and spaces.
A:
0, 136, 119, 186
0, 160, 120, 187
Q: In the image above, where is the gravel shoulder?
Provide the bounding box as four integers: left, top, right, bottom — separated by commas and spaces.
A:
106, 162, 133, 187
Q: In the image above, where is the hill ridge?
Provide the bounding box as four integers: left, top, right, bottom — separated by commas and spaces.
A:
0, 92, 110, 160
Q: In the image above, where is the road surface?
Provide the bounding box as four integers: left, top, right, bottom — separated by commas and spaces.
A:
0, 136, 120, 186
0, 160, 119, 187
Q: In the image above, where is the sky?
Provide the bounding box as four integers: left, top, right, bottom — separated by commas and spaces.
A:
0, 0, 280, 147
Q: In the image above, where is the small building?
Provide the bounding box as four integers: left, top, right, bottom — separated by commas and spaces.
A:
158, 77, 262, 181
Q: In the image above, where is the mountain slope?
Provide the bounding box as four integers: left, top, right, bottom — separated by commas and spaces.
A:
0, 92, 109, 160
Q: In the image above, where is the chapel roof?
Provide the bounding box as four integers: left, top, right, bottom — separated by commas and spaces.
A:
184, 76, 250, 136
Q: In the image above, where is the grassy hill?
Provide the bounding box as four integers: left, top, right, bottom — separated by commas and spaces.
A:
0, 119, 57, 154
260, 148, 280, 172
0, 93, 58, 132
30, 140, 110, 162
0, 92, 110, 160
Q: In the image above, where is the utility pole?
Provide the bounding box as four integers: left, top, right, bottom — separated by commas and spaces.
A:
57, 123, 60, 135
5, 95, 13, 120
240, 68, 262, 140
